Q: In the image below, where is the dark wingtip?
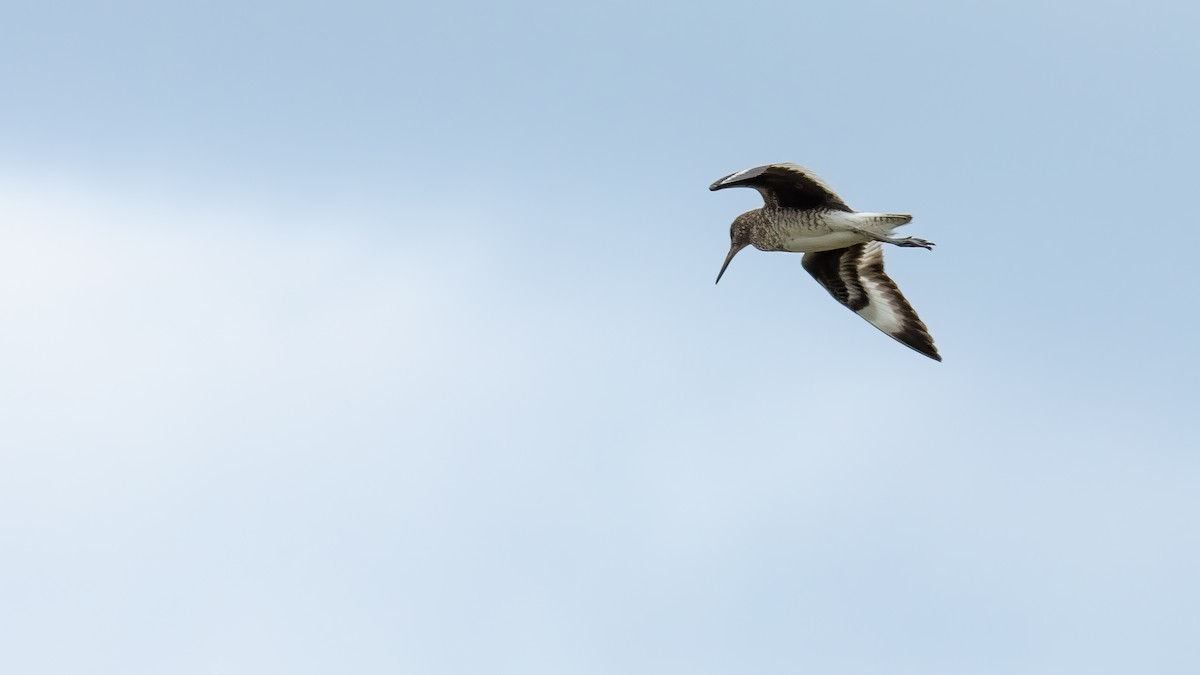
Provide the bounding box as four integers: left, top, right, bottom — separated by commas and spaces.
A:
914, 340, 942, 361
908, 340, 941, 362
708, 173, 735, 191
893, 327, 941, 362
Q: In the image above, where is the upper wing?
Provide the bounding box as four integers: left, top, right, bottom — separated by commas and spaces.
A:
709, 163, 852, 211
801, 243, 941, 361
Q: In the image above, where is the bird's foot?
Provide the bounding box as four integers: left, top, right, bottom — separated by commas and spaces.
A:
890, 236, 935, 250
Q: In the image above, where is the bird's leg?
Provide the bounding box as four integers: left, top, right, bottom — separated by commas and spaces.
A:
846, 226, 935, 250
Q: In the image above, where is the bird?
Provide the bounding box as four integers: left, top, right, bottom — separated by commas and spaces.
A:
709, 162, 941, 361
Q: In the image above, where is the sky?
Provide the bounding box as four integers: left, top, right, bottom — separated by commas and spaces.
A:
1, 1, 1198, 673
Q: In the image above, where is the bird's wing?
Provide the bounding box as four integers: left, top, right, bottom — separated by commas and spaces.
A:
709, 163, 852, 211
801, 243, 941, 361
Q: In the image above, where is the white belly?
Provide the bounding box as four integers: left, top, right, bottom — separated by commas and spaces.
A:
775, 230, 867, 253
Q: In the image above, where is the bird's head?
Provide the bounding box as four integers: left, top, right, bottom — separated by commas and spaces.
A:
715, 212, 754, 284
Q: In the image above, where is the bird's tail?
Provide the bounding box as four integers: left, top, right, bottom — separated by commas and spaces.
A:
878, 214, 913, 226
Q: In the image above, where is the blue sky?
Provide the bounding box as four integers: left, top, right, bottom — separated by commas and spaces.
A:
2, 1, 1198, 673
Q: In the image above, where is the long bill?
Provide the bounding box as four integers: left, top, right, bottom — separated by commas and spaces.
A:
715, 243, 747, 284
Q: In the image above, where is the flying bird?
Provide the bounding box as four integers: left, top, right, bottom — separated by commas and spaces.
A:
710, 163, 941, 361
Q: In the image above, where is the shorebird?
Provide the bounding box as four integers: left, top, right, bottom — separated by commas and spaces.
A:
710, 162, 941, 361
